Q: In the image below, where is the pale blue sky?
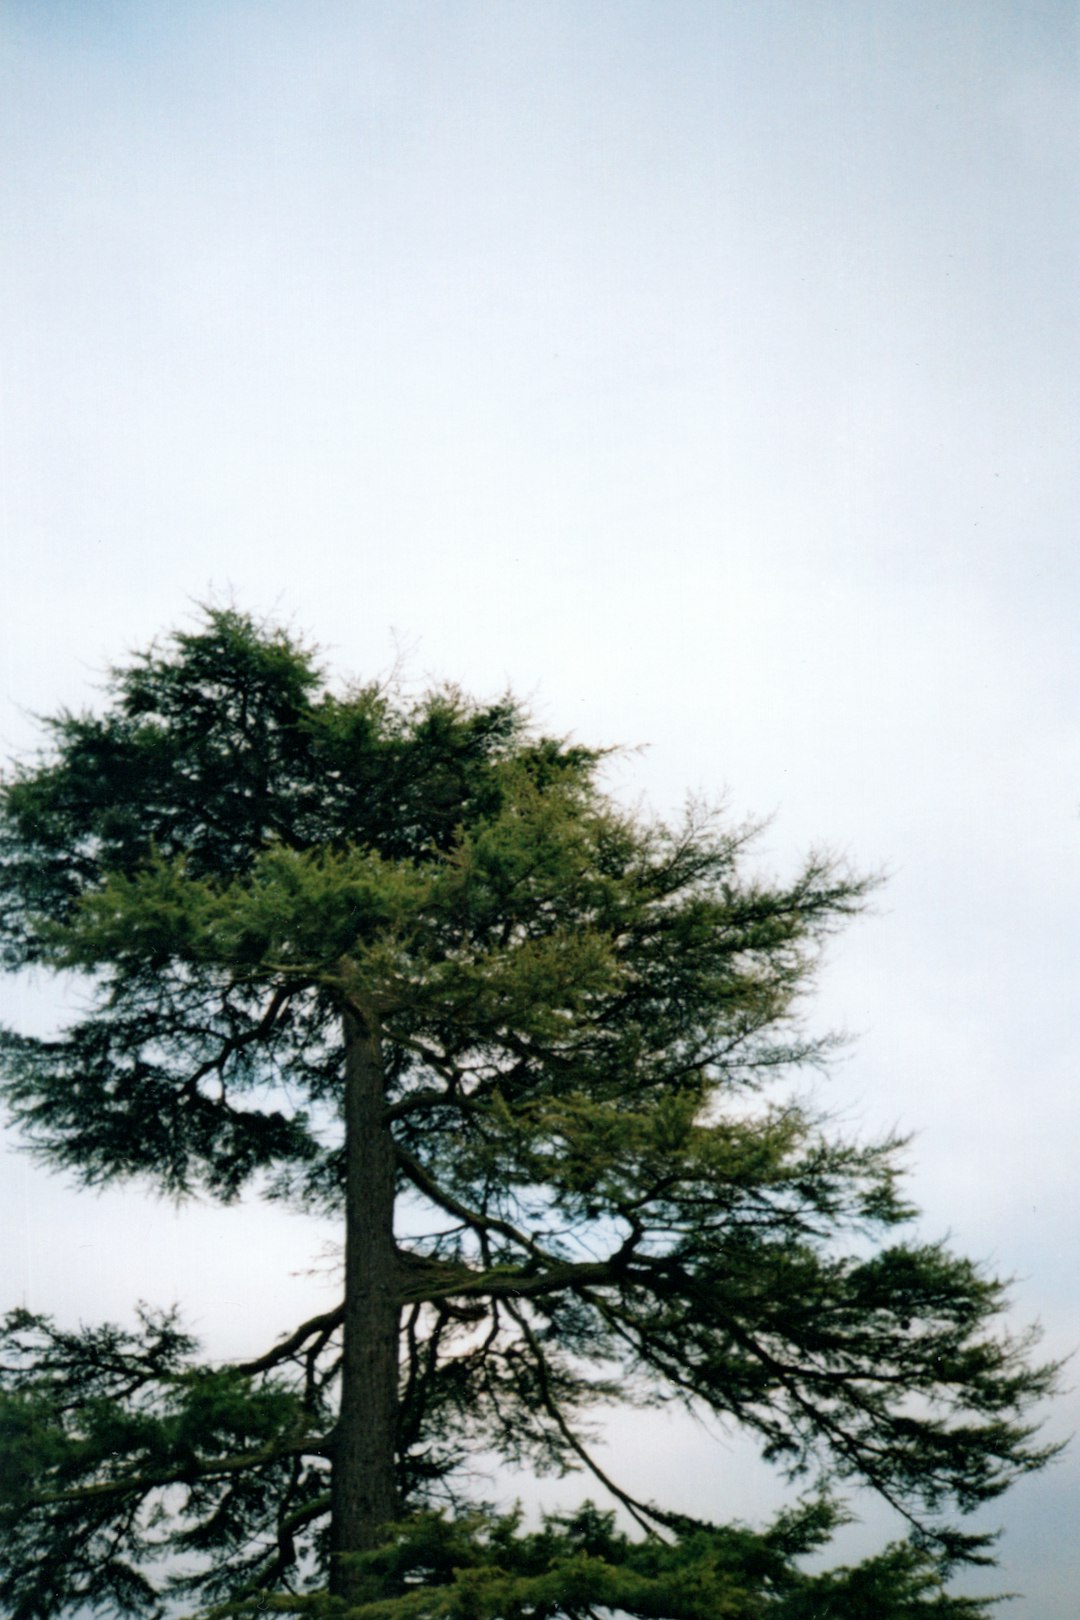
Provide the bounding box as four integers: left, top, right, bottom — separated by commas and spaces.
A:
2, 3, 1078, 1611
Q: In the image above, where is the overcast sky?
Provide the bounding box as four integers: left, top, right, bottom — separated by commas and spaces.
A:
1, 2, 1078, 1611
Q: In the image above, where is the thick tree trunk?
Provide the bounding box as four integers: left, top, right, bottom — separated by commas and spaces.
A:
328, 1006, 400, 1603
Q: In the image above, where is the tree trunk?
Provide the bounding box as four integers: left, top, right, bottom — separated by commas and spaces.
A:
328, 1005, 400, 1602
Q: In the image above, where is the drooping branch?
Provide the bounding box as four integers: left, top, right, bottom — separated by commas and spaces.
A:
502, 1298, 686, 1541
235, 1305, 345, 1377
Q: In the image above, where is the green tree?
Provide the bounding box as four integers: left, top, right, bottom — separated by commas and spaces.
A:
0, 609, 1057, 1618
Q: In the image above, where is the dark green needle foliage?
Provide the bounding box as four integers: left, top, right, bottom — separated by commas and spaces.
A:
0, 608, 1058, 1618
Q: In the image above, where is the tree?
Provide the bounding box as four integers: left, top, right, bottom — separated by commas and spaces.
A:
0, 608, 1058, 1618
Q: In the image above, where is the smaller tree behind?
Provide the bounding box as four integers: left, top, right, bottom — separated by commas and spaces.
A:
0, 609, 1059, 1618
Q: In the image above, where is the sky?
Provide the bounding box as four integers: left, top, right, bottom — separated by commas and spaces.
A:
1, 0, 1078, 1610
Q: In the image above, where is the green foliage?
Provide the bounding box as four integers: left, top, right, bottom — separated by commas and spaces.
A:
0, 1307, 330, 1618
0, 608, 1060, 1617
202, 1502, 1000, 1620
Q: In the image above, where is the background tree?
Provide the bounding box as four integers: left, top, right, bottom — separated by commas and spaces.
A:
0, 609, 1058, 1618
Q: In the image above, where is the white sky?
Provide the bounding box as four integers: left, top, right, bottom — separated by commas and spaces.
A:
1, 2, 1078, 1611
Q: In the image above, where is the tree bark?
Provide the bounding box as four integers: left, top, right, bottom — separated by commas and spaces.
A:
328, 1005, 400, 1602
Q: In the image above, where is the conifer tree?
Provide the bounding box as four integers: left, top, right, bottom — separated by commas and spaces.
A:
0, 609, 1057, 1617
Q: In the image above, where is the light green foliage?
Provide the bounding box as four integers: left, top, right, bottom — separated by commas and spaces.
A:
0, 609, 1059, 1617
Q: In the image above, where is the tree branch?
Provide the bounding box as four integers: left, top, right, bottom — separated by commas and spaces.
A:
503, 1298, 684, 1541
395, 1145, 551, 1263
33, 1435, 335, 1508
234, 1306, 344, 1376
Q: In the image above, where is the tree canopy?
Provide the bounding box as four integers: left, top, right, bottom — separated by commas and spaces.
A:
0, 608, 1058, 1618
